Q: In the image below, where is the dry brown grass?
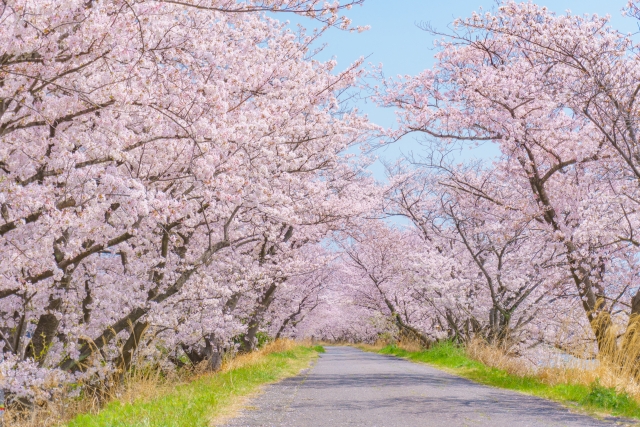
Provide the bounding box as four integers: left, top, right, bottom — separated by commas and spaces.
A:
3, 361, 186, 427
217, 339, 297, 374
466, 327, 640, 403
533, 318, 640, 400
465, 338, 532, 378
2, 339, 301, 427
395, 338, 423, 353
354, 342, 383, 352
353, 336, 425, 353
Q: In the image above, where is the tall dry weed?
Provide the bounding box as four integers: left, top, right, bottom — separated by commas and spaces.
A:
465, 338, 532, 377
218, 339, 296, 374
3, 339, 299, 427
3, 358, 184, 427
533, 317, 640, 400
354, 336, 418, 352
396, 338, 424, 353
467, 320, 640, 403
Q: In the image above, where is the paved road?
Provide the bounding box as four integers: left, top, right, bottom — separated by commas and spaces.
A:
221, 346, 632, 427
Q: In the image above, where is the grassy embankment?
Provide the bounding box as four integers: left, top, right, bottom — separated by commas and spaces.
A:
366, 341, 640, 420
65, 341, 324, 427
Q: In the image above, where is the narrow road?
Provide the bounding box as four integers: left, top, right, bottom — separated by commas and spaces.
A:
222, 346, 631, 426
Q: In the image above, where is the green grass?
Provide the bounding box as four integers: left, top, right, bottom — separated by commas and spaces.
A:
67, 345, 321, 427
376, 342, 640, 420
312, 345, 326, 353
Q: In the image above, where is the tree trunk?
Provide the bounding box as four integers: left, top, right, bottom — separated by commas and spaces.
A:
241, 282, 278, 353
59, 238, 231, 372
24, 312, 59, 362
488, 308, 512, 346
204, 337, 225, 371
241, 318, 261, 353
116, 321, 149, 373
275, 317, 292, 340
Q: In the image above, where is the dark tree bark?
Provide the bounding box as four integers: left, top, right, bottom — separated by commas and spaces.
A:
116, 321, 149, 373
241, 282, 278, 352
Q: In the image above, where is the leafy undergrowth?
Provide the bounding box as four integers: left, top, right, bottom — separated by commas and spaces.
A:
66, 343, 321, 427
374, 342, 640, 420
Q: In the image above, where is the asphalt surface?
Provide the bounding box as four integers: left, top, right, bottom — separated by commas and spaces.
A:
221, 346, 633, 427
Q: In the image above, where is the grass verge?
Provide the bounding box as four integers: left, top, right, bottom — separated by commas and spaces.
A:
369, 342, 640, 420
66, 341, 321, 427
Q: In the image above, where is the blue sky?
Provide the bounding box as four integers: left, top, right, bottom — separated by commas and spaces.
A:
283, 0, 637, 179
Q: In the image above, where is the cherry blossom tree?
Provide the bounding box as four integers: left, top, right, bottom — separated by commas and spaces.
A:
9, 0, 640, 409
383, 163, 577, 348
265, 250, 335, 340
375, 1, 640, 353
0, 0, 376, 401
